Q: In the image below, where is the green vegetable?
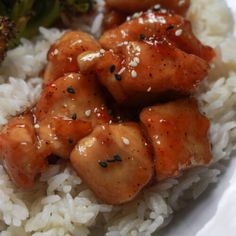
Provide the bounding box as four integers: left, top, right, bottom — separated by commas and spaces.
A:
0, 16, 16, 62
0, 0, 93, 62
60, 0, 94, 17
0, 0, 94, 39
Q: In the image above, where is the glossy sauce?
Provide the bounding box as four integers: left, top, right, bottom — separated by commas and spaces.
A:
0, 5, 214, 205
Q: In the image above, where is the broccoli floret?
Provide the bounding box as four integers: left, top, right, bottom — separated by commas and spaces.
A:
0, 0, 94, 64
0, 0, 94, 46
0, 16, 16, 62
60, 0, 94, 16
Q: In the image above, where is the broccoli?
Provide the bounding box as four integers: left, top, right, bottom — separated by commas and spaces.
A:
60, 0, 94, 17
0, 16, 16, 63
0, 0, 94, 58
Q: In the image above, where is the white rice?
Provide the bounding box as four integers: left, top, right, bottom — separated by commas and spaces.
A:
0, 0, 236, 235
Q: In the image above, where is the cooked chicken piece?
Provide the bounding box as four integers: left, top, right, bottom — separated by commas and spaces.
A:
35, 73, 111, 159
38, 117, 92, 159
70, 123, 154, 204
103, 10, 127, 30
0, 114, 49, 188
140, 98, 212, 181
100, 11, 215, 62
106, 0, 190, 15
44, 31, 101, 85
36, 73, 110, 125
78, 41, 209, 106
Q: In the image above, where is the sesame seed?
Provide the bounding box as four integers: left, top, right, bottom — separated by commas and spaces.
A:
98, 161, 108, 168
85, 110, 92, 117
138, 17, 144, 24
67, 87, 75, 94
71, 39, 82, 46
68, 74, 74, 79
178, 0, 185, 6
122, 137, 130, 145
71, 113, 77, 120
129, 60, 138, 67
153, 4, 161, 10
166, 25, 174, 31
109, 64, 116, 73
134, 57, 140, 63
67, 57, 72, 62
34, 124, 40, 129
139, 34, 145, 40
118, 67, 126, 74
131, 70, 137, 78
100, 49, 105, 54
115, 74, 122, 81
113, 154, 122, 162
68, 138, 73, 144
147, 87, 152, 92
107, 154, 122, 163
175, 29, 183, 36
52, 48, 59, 56
132, 12, 142, 19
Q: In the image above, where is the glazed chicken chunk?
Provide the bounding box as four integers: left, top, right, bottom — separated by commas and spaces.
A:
44, 31, 101, 85
70, 123, 154, 204
79, 11, 214, 106
100, 11, 215, 62
35, 73, 111, 159
106, 0, 190, 15
0, 114, 49, 188
0, 72, 111, 188
79, 40, 209, 106
140, 98, 212, 181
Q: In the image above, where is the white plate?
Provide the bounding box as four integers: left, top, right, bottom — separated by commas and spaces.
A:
159, 1, 236, 235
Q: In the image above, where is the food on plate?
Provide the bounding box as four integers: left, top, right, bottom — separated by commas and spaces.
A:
0, 0, 234, 235
140, 98, 212, 181
0, 6, 213, 194
71, 123, 154, 204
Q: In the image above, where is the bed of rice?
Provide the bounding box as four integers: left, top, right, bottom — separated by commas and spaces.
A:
0, 0, 236, 235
